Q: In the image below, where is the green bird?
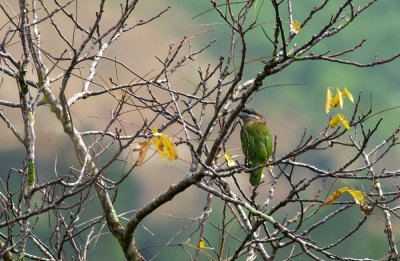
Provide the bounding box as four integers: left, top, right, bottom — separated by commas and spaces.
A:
238, 108, 272, 186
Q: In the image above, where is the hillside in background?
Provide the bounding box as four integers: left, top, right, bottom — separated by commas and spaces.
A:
0, 1, 399, 260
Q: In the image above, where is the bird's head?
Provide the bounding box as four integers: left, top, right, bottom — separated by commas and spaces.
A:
238, 108, 266, 125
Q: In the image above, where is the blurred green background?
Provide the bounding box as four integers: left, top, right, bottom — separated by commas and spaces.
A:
1, 0, 399, 260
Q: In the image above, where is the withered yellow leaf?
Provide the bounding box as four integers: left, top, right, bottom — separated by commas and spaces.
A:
332, 88, 344, 108
344, 87, 354, 103
339, 114, 350, 129
290, 19, 301, 34
199, 241, 213, 249
329, 114, 341, 128
224, 152, 237, 167
324, 187, 348, 205
325, 87, 354, 115
338, 89, 344, 108
137, 141, 152, 166
324, 187, 368, 215
199, 241, 205, 248
152, 127, 178, 164
153, 126, 160, 136
152, 137, 166, 163
347, 189, 366, 205
159, 133, 178, 162
330, 114, 350, 129
325, 88, 333, 114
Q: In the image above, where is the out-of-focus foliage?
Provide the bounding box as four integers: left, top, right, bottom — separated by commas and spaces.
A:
0, 1, 399, 260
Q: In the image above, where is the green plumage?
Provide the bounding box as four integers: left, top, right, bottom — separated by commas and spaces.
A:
239, 108, 272, 186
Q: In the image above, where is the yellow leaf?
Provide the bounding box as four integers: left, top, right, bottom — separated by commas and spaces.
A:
332, 88, 344, 108
324, 187, 369, 215
344, 87, 354, 103
224, 152, 237, 167
325, 88, 333, 114
329, 114, 341, 128
199, 241, 213, 250
330, 114, 350, 129
347, 189, 366, 205
152, 127, 178, 164
324, 187, 348, 205
290, 19, 301, 34
338, 114, 350, 129
153, 126, 160, 136
159, 133, 178, 162
152, 137, 166, 163
136, 141, 151, 166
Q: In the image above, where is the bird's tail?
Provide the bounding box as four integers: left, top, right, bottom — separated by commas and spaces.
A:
249, 163, 264, 186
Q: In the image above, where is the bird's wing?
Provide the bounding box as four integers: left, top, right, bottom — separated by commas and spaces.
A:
240, 128, 256, 160
265, 133, 272, 160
